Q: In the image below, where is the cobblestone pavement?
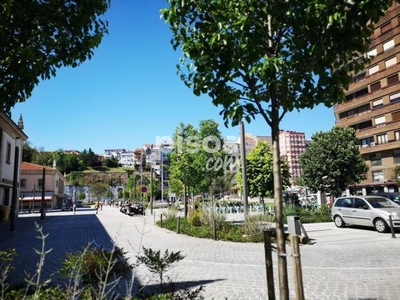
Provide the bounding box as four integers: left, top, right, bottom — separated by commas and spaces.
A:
1, 206, 400, 299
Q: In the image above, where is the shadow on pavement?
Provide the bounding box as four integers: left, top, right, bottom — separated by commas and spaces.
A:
0, 212, 141, 295
137, 279, 225, 298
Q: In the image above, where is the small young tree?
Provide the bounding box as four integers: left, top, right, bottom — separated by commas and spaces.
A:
137, 247, 185, 292
238, 141, 291, 199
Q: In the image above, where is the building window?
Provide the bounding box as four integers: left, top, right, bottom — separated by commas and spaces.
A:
353, 72, 366, 83
383, 39, 395, 51
368, 64, 379, 76
392, 111, 400, 122
372, 98, 383, 108
20, 179, 26, 188
377, 133, 388, 144
360, 137, 374, 147
38, 179, 43, 190
370, 81, 381, 93
385, 56, 397, 68
396, 131, 400, 141
367, 48, 377, 58
381, 22, 392, 35
394, 150, 400, 164
374, 115, 386, 126
370, 153, 382, 166
390, 92, 400, 103
372, 170, 384, 182
6, 142, 11, 164
387, 74, 399, 86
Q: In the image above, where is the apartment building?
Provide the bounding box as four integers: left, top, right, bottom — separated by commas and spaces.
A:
334, 2, 400, 194
279, 130, 307, 185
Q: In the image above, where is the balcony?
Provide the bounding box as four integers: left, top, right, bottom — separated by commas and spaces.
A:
359, 139, 400, 154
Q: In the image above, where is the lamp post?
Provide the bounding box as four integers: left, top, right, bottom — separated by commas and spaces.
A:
150, 166, 154, 215
161, 145, 164, 203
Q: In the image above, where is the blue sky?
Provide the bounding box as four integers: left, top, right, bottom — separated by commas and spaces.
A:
10, 0, 336, 155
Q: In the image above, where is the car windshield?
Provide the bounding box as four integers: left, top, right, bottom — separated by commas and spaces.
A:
366, 198, 396, 208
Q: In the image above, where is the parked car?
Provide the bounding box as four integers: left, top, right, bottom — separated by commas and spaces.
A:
125, 203, 145, 216
369, 192, 400, 205
119, 203, 129, 214
331, 195, 400, 233
61, 200, 73, 211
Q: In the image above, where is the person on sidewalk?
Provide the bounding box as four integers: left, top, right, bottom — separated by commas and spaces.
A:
73, 202, 77, 215
94, 203, 99, 214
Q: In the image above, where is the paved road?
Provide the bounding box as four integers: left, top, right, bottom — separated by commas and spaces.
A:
1, 206, 400, 299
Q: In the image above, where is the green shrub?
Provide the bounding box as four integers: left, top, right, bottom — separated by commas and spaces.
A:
188, 209, 202, 227
283, 204, 332, 223
59, 245, 133, 286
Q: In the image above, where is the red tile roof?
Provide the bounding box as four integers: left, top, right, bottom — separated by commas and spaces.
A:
21, 162, 53, 171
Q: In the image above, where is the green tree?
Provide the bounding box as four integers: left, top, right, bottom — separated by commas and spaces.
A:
104, 156, 119, 168
90, 182, 108, 203
1, 0, 110, 113
238, 141, 291, 199
393, 165, 400, 185
31, 147, 53, 166
169, 123, 202, 213
161, 1, 392, 296
53, 149, 67, 174
300, 127, 368, 198
196, 119, 226, 195
80, 148, 101, 167
78, 192, 86, 201
22, 141, 37, 162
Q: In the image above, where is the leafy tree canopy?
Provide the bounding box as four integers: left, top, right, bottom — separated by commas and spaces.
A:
299, 126, 369, 197
1, 0, 110, 113
237, 141, 291, 198
161, 0, 392, 127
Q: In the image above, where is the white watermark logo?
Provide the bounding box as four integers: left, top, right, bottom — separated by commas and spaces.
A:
155, 134, 241, 171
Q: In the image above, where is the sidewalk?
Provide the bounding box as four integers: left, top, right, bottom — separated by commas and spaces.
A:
1, 205, 400, 299
0, 207, 115, 287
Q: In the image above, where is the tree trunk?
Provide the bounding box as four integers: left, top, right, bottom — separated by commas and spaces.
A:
271, 100, 289, 299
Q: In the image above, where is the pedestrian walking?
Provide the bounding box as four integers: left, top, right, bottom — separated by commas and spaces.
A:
94, 203, 99, 214
73, 203, 77, 215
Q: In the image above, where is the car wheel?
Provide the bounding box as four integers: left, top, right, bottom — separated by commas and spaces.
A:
374, 218, 389, 233
125, 210, 129, 215
334, 215, 345, 228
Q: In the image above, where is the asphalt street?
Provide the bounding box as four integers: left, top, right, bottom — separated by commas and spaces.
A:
1, 205, 400, 299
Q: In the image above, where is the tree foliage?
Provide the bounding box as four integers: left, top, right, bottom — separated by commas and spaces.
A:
161, 0, 392, 296
299, 127, 369, 197
238, 141, 291, 198
168, 120, 226, 197
90, 182, 108, 202
1, 0, 110, 113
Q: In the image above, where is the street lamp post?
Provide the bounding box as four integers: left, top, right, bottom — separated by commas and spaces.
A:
150, 166, 153, 215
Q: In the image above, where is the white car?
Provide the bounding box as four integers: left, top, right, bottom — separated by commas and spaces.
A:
331, 195, 400, 233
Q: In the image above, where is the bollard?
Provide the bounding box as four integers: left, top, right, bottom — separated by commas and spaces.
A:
213, 219, 217, 240
389, 215, 396, 238
154, 211, 156, 224
160, 214, 163, 228
177, 216, 180, 234
264, 230, 275, 300
291, 235, 305, 300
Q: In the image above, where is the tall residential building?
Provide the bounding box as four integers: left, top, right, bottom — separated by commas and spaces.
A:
279, 130, 307, 185
334, 2, 400, 194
